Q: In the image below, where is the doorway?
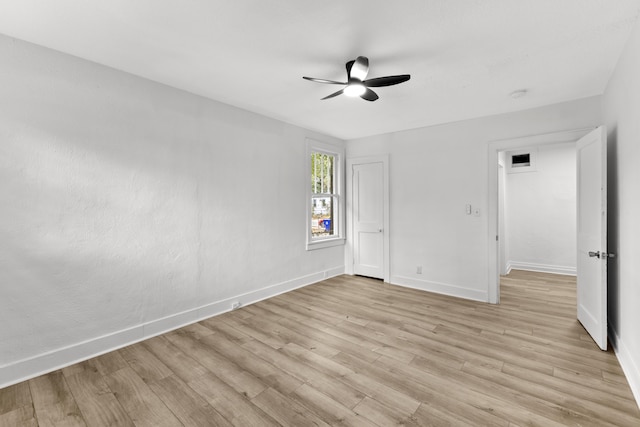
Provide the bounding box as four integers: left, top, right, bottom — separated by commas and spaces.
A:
489, 126, 609, 350
498, 143, 578, 277
488, 128, 592, 303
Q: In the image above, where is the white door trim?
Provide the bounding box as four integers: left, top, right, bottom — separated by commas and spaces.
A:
346, 155, 390, 282
487, 127, 593, 303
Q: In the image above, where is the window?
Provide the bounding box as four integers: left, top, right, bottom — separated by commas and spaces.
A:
306, 140, 344, 250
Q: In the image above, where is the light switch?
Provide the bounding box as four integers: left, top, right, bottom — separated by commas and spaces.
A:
466, 204, 472, 215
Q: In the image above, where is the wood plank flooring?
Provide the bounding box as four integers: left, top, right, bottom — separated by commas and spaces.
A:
1, 270, 639, 426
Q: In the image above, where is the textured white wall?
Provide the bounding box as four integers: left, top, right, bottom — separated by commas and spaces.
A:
603, 16, 640, 406
0, 35, 344, 384
504, 143, 577, 275
346, 97, 601, 302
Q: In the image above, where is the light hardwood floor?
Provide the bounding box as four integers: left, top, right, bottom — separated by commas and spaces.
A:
1, 270, 639, 426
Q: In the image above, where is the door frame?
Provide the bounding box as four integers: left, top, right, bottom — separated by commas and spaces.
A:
346, 155, 390, 282
487, 127, 593, 303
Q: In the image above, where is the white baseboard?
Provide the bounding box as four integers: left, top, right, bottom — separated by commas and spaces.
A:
503, 262, 513, 276
0, 266, 344, 389
609, 324, 640, 410
390, 275, 488, 302
507, 261, 576, 276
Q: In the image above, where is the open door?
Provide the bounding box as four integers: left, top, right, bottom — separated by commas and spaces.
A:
576, 126, 610, 350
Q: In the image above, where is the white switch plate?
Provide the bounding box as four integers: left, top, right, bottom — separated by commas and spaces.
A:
465, 204, 472, 215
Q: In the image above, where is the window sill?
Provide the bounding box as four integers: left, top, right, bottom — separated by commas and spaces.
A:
306, 237, 345, 251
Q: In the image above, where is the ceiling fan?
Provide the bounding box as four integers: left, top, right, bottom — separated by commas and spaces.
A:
303, 56, 410, 101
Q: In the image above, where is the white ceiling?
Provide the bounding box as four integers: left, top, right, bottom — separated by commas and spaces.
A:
0, 0, 639, 140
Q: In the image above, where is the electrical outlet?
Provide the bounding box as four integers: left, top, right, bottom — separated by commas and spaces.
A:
417, 266, 422, 274
231, 302, 240, 310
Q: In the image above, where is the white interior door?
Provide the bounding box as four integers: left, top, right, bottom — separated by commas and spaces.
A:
576, 126, 608, 350
353, 162, 384, 279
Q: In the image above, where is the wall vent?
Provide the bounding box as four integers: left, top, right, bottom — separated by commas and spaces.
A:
511, 153, 530, 167
506, 149, 537, 173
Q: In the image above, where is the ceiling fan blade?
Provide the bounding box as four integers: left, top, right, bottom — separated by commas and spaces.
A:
303, 76, 346, 85
321, 88, 345, 100
364, 74, 411, 87
346, 60, 355, 79
360, 88, 379, 102
350, 56, 369, 81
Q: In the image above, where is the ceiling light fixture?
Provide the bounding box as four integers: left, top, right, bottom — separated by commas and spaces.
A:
344, 82, 366, 97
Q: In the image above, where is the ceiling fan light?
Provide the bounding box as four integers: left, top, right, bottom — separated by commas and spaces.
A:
344, 82, 366, 97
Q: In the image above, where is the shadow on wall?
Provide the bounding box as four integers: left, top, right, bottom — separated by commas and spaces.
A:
606, 125, 619, 344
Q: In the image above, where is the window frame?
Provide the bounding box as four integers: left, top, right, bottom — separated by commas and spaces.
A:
306, 139, 345, 250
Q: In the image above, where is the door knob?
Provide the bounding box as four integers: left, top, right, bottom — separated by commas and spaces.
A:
588, 251, 616, 259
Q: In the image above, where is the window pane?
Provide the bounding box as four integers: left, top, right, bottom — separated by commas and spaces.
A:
311, 196, 335, 237
311, 152, 334, 195
311, 153, 317, 193
326, 154, 334, 193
